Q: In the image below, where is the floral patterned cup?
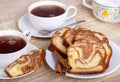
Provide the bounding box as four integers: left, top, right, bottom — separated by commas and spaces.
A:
83, 0, 120, 23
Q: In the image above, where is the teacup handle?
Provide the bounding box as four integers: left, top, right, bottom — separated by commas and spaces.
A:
83, 0, 92, 9
23, 30, 31, 41
66, 6, 77, 20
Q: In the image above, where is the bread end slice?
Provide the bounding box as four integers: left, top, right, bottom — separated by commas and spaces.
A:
4, 48, 45, 77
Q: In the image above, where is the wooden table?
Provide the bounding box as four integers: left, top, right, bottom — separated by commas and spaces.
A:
0, 0, 120, 82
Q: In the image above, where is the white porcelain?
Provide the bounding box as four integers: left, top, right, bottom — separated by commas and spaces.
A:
83, 0, 120, 22
0, 43, 38, 79
18, 13, 76, 38
95, 0, 120, 7
45, 40, 120, 79
28, 1, 77, 31
0, 30, 31, 68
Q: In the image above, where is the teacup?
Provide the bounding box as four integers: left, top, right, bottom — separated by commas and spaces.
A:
28, 1, 77, 31
0, 30, 31, 68
83, 0, 120, 22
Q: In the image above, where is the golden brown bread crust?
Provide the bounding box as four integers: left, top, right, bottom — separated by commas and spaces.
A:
4, 48, 45, 77
69, 66, 105, 74
49, 26, 112, 74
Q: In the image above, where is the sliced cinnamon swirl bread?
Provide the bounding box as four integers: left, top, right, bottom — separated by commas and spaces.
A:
4, 48, 45, 77
48, 26, 112, 74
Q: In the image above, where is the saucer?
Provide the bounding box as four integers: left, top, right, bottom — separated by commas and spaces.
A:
45, 40, 120, 79
0, 43, 38, 79
18, 13, 76, 38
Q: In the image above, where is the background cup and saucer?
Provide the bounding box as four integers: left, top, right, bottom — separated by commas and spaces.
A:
18, 1, 77, 38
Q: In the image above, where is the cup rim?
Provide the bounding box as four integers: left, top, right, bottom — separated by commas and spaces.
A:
93, 0, 120, 8
28, 0, 68, 18
0, 30, 29, 55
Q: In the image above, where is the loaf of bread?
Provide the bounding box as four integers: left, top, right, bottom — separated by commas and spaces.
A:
48, 26, 112, 74
4, 48, 45, 77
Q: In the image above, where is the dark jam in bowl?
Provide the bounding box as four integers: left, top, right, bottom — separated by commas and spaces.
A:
0, 36, 26, 54
31, 5, 65, 17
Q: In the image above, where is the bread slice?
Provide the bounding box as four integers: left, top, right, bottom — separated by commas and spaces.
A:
4, 48, 45, 77
48, 27, 70, 57
48, 36, 67, 57
67, 29, 112, 73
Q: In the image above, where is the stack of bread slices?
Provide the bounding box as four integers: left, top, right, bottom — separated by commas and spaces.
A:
48, 26, 112, 74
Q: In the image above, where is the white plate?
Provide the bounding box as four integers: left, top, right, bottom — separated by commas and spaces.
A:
18, 13, 76, 38
45, 40, 120, 79
0, 43, 38, 79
